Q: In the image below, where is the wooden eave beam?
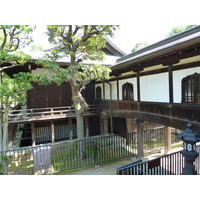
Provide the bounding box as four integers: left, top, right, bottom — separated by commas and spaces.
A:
111, 44, 200, 76
107, 60, 200, 83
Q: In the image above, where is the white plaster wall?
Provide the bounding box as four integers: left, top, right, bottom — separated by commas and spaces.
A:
110, 81, 117, 100
140, 72, 169, 102
95, 83, 111, 99
95, 66, 200, 103
100, 82, 118, 99
173, 66, 200, 103
104, 83, 111, 99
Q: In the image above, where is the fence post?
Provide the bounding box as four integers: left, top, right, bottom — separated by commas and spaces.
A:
31, 122, 36, 146
100, 115, 108, 135
164, 126, 171, 154
135, 119, 144, 159
69, 118, 73, 140
51, 120, 55, 143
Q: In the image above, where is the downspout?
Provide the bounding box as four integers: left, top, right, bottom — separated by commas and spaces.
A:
106, 82, 113, 134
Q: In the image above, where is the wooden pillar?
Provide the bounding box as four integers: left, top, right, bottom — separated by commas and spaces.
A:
135, 119, 144, 159
31, 122, 35, 146
103, 82, 105, 100
136, 72, 141, 102
168, 65, 174, 104
50, 120, 55, 143
85, 117, 89, 138
101, 116, 108, 135
164, 126, 171, 154
117, 76, 119, 100
69, 118, 73, 140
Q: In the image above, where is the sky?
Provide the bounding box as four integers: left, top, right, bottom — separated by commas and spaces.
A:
29, 24, 181, 54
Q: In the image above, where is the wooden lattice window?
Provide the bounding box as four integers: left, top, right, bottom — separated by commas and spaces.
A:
122, 82, 134, 100
182, 73, 200, 103
96, 86, 102, 99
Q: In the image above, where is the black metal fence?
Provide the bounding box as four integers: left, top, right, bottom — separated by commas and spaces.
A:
144, 127, 165, 152
0, 127, 184, 175
143, 127, 182, 152
0, 132, 137, 175
117, 144, 200, 175
117, 151, 184, 175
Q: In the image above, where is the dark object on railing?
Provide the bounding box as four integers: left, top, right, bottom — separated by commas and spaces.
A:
10, 103, 23, 115
148, 158, 160, 169
175, 123, 200, 175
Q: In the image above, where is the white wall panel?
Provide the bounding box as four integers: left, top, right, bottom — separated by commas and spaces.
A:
140, 73, 169, 102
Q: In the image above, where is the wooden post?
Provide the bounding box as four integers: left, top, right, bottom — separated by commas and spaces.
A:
31, 122, 35, 146
51, 120, 55, 143
85, 117, 89, 138
136, 72, 141, 102
164, 126, 171, 154
101, 116, 108, 135
69, 118, 73, 140
168, 65, 174, 104
103, 82, 105, 100
135, 119, 144, 159
117, 76, 119, 100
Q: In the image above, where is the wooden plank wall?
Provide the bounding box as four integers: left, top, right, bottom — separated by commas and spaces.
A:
27, 82, 96, 109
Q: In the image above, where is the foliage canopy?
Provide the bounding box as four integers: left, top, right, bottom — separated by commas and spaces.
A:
166, 25, 196, 37
36, 25, 118, 144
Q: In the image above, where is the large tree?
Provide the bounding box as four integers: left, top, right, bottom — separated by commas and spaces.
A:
0, 25, 36, 174
0, 73, 35, 151
0, 25, 36, 151
0, 25, 35, 72
36, 25, 118, 159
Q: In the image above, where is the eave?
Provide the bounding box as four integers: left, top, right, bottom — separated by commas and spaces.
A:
111, 25, 200, 76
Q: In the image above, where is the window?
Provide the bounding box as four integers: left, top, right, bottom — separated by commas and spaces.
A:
182, 73, 200, 103
96, 86, 102, 99
122, 82, 134, 100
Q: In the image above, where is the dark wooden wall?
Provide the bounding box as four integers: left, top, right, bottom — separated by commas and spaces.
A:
88, 116, 101, 136
27, 82, 96, 109
112, 118, 128, 134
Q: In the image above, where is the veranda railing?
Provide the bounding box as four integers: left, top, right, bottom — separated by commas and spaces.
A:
8, 104, 101, 122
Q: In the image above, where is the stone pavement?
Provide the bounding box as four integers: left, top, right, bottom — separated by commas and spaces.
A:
65, 157, 137, 175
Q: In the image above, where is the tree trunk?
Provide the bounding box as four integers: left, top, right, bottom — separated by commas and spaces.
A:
0, 123, 8, 174
76, 111, 87, 160
0, 109, 9, 174
70, 83, 87, 160
0, 122, 3, 152
2, 123, 8, 151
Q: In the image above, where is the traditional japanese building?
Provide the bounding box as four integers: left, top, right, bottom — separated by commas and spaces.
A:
96, 25, 200, 155
6, 36, 126, 147
6, 26, 200, 154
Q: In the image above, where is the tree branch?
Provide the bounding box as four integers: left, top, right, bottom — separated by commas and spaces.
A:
1, 28, 7, 50
73, 25, 80, 36
0, 64, 22, 73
